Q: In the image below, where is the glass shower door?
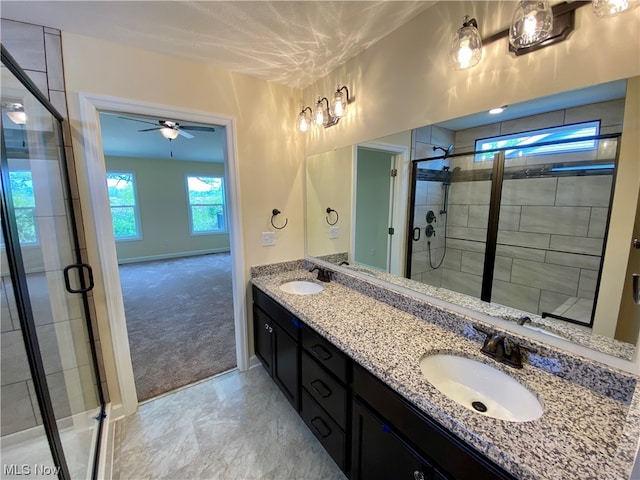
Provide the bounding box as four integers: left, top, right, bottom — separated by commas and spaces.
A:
1, 48, 104, 479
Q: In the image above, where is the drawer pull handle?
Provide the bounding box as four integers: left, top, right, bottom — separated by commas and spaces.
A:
310, 344, 332, 361
310, 416, 331, 438
413, 471, 425, 480
310, 379, 332, 398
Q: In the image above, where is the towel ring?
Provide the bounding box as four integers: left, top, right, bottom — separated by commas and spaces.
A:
326, 207, 339, 226
271, 209, 288, 230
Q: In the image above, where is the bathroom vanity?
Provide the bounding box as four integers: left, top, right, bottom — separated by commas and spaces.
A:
251, 260, 640, 480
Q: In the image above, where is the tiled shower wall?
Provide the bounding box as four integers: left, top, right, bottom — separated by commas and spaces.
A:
411, 99, 624, 322
1, 18, 108, 436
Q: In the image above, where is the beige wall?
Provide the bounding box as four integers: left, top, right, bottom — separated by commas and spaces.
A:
105, 156, 230, 262
61, 33, 304, 407
303, 2, 640, 156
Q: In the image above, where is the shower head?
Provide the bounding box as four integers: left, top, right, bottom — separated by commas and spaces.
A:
433, 144, 454, 157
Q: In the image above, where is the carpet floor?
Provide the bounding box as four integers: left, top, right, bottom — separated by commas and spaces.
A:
118, 253, 236, 401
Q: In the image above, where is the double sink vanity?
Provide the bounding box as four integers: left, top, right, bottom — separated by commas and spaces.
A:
251, 260, 640, 480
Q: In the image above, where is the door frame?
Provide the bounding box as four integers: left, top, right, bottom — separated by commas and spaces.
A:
353, 142, 409, 276
77, 93, 247, 418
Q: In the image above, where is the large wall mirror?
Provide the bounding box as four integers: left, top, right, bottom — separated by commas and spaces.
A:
306, 77, 639, 363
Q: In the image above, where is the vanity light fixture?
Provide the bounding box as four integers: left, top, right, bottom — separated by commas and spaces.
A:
593, 0, 639, 17
509, 1, 554, 49
298, 85, 352, 132
6, 103, 26, 125
449, 16, 483, 70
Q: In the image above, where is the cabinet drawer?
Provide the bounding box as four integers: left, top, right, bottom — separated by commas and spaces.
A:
301, 389, 346, 471
302, 325, 348, 383
302, 352, 348, 429
252, 285, 302, 340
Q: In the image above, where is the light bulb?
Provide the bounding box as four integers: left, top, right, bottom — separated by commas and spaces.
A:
448, 16, 483, 70
593, 0, 638, 16
160, 127, 179, 140
331, 87, 346, 118
509, 1, 553, 49
298, 112, 309, 133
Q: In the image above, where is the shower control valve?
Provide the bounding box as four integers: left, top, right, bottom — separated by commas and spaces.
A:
426, 210, 436, 224
425, 225, 436, 238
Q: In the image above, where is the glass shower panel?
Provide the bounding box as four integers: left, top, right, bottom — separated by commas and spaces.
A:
2, 58, 102, 478
492, 137, 618, 325
1, 218, 57, 476
410, 153, 493, 299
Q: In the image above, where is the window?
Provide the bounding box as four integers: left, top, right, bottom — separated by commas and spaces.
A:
186, 176, 226, 234
106, 172, 140, 240
8, 170, 37, 244
474, 121, 600, 162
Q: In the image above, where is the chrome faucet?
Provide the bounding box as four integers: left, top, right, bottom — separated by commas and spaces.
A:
309, 266, 332, 282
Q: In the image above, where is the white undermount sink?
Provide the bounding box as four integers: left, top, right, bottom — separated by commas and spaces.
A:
279, 280, 324, 295
419, 354, 543, 422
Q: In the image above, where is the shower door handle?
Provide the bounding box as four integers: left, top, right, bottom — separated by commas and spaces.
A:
413, 227, 421, 241
63, 263, 95, 294
633, 273, 640, 305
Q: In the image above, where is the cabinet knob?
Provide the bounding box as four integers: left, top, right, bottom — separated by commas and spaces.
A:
413, 471, 425, 480
268, 327, 273, 333
264, 323, 269, 330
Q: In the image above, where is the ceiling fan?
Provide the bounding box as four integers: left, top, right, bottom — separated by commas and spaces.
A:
120, 116, 215, 140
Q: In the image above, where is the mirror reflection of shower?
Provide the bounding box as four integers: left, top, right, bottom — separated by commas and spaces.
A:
427, 145, 456, 269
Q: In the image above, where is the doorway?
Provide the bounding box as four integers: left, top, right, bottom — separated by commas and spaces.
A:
77, 94, 247, 416
97, 111, 236, 401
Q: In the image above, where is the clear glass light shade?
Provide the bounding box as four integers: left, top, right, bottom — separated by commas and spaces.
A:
449, 19, 483, 70
331, 88, 347, 118
297, 109, 311, 133
314, 100, 326, 126
593, 0, 639, 17
160, 127, 179, 140
509, 1, 554, 49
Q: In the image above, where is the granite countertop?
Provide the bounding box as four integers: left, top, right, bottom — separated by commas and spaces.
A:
251, 266, 640, 480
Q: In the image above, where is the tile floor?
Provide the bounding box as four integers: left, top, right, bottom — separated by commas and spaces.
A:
113, 367, 346, 479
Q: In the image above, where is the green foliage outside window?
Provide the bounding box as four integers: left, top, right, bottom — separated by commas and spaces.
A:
187, 176, 226, 233
8, 171, 37, 244
106, 172, 140, 239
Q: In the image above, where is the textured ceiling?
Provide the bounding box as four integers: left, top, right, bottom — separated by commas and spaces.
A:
0, 1, 433, 89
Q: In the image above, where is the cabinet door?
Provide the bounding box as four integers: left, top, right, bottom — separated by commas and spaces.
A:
272, 321, 300, 410
352, 399, 432, 480
253, 306, 273, 375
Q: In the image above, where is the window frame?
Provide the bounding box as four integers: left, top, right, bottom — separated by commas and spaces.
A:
185, 174, 227, 236
474, 120, 601, 162
106, 171, 142, 241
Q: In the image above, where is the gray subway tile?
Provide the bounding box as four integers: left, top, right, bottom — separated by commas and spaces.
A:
1, 330, 32, 385
500, 110, 565, 135
448, 180, 491, 205
501, 178, 558, 206
44, 33, 64, 91
441, 269, 482, 298
497, 230, 550, 249
578, 269, 598, 299
447, 226, 487, 242
447, 238, 486, 253
491, 280, 541, 314
511, 259, 580, 296
495, 244, 547, 262
588, 207, 608, 238
555, 176, 613, 207
1, 19, 46, 71
454, 123, 501, 151
519, 206, 591, 236
564, 99, 625, 128
550, 235, 603, 255
1, 382, 38, 435
545, 251, 601, 270
539, 291, 573, 316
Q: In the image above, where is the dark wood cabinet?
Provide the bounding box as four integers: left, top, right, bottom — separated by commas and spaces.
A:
352, 364, 517, 480
352, 398, 434, 480
252, 285, 518, 480
252, 286, 301, 411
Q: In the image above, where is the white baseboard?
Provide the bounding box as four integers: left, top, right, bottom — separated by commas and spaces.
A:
117, 248, 230, 265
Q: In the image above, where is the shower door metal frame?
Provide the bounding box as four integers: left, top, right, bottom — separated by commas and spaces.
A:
1, 43, 106, 480
406, 133, 621, 328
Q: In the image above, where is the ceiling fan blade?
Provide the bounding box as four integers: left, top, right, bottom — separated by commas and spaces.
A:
119, 116, 158, 126
178, 129, 194, 139
138, 127, 161, 132
181, 125, 216, 132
